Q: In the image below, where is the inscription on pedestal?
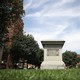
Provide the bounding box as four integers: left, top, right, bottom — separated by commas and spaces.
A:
47, 49, 59, 56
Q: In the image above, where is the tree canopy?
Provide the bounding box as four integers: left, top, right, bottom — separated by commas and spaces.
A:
62, 50, 78, 68
0, 0, 24, 47
11, 34, 43, 68
0, 0, 24, 68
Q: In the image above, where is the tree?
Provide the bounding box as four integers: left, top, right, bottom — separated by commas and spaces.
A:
35, 49, 44, 69
0, 0, 24, 46
0, 0, 24, 60
10, 34, 43, 68
62, 50, 78, 68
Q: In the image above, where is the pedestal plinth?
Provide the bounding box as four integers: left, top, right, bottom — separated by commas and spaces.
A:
41, 40, 65, 69
41, 61, 64, 69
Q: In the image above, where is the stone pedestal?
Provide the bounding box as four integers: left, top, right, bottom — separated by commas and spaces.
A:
41, 40, 65, 69
41, 61, 64, 69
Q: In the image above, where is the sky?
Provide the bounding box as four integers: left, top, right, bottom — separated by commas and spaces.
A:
23, 0, 80, 53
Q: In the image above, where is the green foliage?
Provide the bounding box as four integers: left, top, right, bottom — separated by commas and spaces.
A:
11, 34, 43, 66
0, 69, 80, 80
0, 0, 24, 47
62, 51, 78, 68
77, 64, 80, 68
35, 49, 44, 67
77, 57, 80, 63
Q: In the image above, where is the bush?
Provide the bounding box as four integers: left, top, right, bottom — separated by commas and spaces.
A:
77, 64, 80, 69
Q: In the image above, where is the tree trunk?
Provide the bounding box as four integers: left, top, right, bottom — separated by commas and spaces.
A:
0, 47, 3, 62
6, 54, 13, 69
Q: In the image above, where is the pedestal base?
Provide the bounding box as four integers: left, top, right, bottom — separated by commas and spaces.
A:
41, 61, 65, 69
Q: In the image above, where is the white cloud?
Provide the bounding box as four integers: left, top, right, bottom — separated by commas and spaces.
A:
24, 0, 80, 18
23, 0, 32, 10
52, 0, 75, 8
59, 29, 80, 53
24, 0, 48, 10
25, 21, 80, 53
25, 11, 43, 17
24, 0, 80, 53
24, 0, 80, 17
44, 7, 80, 17
25, 23, 68, 47
62, 0, 75, 3
25, 5, 80, 18
30, 0, 48, 9
62, 32, 80, 42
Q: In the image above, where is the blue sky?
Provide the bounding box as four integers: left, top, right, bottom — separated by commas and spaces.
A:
23, 0, 80, 53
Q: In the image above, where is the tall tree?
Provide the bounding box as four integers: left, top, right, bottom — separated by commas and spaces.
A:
0, 0, 24, 67
0, 0, 24, 46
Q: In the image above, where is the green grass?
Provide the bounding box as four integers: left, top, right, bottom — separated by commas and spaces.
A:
0, 69, 80, 80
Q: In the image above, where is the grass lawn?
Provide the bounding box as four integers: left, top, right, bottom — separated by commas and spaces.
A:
0, 69, 80, 80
